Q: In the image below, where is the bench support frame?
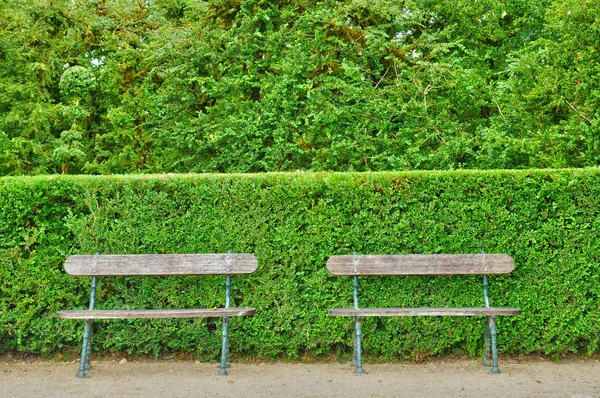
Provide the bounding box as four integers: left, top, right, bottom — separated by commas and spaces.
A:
76, 275, 97, 378
217, 275, 232, 376
352, 274, 364, 374
347, 274, 504, 374
482, 274, 500, 373
61, 251, 258, 378
74, 273, 239, 378
334, 252, 518, 375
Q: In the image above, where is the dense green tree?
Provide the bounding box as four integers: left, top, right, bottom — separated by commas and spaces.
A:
482, 0, 600, 168
2, 0, 598, 175
0, 0, 164, 174
136, 0, 549, 172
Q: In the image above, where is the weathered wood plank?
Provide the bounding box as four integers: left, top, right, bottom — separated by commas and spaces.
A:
57, 307, 256, 319
326, 254, 514, 276
64, 253, 258, 276
328, 307, 522, 317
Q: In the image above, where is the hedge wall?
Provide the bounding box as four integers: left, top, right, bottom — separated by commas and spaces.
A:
1, 169, 599, 360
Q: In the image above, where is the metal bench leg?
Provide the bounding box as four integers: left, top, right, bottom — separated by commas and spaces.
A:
76, 275, 98, 378
76, 319, 93, 378
218, 316, 230, 375
354, 316, 364, 374
489, 316, 500, 374
218, 273, 232, 376
350, 270, 364, 374
85, 320, 94, 370
482, 316, 491, 366
352, 320, 357, 367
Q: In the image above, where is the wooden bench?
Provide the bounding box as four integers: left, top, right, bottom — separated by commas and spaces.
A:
326, 253, 521, 374
57, 253, 258, 378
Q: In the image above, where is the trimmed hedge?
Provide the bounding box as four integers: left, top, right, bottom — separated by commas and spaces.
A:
1, 169, 599, 360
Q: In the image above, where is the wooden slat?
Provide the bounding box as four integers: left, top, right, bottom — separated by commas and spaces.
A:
57, 307, 256, 319
326, 254, 514, 276
64, 253, 258, 276
328, 307, 522, 317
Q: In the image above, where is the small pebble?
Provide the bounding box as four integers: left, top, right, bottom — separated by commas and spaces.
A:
119, 358, 128, 365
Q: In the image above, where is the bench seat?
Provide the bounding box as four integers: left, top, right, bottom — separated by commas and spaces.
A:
328, 307, 521, 317
58, 307, 256, 319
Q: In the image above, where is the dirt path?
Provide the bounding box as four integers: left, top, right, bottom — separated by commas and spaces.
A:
1, 358, 599, 397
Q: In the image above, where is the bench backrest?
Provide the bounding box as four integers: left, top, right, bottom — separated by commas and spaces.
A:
326, 254, 514, 276
65, 253, 258, 276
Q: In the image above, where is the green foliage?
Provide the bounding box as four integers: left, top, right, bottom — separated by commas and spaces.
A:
59, 66, 97, 103
2, 0, 599, 174
1, 169, 600, 359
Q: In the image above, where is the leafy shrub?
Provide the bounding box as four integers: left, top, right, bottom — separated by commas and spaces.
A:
1, 169, 599, 359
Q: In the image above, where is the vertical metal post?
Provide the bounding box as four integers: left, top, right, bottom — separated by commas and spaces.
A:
489, 316, 500, 374
76, 275, 97, 378
218, 253, 232, 376
482, 275, 491, 366
85, 324, 94, 371
354, 314, 363, 374
483, 317, 491, 366
352, 326, 357, 367
353, 266, 363, 374
483, 275, 490, 308
481, 251, 500, 373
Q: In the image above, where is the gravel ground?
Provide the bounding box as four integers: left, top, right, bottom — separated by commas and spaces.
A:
1, 357, 599, 397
